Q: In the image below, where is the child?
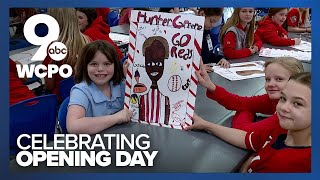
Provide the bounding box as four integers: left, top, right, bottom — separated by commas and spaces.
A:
187, 72, 311, 172
9, 59, 36, 105
287, 8, 311, 33
255, 8, 301, 46
43, 8, 90, 100
195, 57, 304, 132
219, 8, 263, 59
76, 8, 124, 59
198, 8, 230, 69
67, 40, 131, 135
158, 8, 180, 13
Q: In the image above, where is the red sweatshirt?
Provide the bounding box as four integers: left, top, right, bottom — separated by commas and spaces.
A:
9, 59, 36, 105
287, 8, 306, 27
84, 16, 124, 59
206, 85, 278, 114
96, 8, 110, 23
223, 24, 263, 59
255, 16, 295, 46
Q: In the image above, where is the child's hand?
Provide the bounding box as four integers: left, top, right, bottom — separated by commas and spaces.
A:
122, 59, 129, 76
281, 34, 288, 39
204, 64, 214, 73
115, 108, 132, 124
217, 58, 230, 68
185, 113, 209, 131
294, 38, 301, 45
196, 59, 216, 92
249, 46, 258, 54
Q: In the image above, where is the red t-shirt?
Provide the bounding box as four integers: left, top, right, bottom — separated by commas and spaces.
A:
245, 114, 311, 172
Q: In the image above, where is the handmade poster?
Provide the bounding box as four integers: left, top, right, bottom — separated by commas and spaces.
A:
290, 40, 311, 52
10, 47, 39, 64
124, 10, 204, 130
259, 47, 311, 61
212, 61, 265, 81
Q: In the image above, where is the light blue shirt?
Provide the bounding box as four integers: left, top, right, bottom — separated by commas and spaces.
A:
68, 80, 125, 117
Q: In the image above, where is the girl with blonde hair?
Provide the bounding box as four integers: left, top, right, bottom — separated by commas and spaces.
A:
219, 8, 262, 59
194, 57, 304, 131
43, 8, 90, 100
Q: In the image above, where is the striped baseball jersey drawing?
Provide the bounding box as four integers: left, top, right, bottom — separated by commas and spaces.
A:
139, 88, 167, 124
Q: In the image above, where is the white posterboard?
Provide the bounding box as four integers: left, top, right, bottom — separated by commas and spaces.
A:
124, 10, 204, 130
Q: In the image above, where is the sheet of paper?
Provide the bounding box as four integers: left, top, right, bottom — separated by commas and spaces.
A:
290, 40, 311, 52
212, 61, 265, 81
259, 47, 311, 61
9, 47, 40, 64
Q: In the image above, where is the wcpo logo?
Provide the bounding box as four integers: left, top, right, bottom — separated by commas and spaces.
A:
16, 14, 72, 78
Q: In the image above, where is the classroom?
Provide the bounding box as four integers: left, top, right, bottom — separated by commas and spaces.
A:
9, 7, 311, 173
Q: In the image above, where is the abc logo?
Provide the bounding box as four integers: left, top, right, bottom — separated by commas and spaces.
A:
48, 42, 67, 61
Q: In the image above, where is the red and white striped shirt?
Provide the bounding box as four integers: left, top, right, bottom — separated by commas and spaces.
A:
140, 88, 167, 124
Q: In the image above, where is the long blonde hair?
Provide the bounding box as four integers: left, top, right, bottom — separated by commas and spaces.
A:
219, 8, 255, 47
48, 8, 90, 67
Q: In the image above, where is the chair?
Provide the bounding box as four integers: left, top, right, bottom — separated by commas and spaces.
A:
120, 55, 128, 65
59, 76, 75, 101
10, 94, 58, 155
213, 44, 221, 57
107, 10, 119, 27
58, 96, 70, 134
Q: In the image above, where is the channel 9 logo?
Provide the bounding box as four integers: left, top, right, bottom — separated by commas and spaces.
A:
16, 14, 72, 79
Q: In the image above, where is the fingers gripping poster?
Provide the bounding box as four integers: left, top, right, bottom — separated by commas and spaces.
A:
124, 10, 204, 130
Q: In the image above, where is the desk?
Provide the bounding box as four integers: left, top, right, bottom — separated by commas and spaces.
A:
110, 24, 130, 35
9, 33, 311, 172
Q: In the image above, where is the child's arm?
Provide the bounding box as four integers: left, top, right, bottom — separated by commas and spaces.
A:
262, 26, 297, 46
253, 33, 263, 50
196, 60, 275, 114
185, 113, 247, 149
67, 105, 131, 135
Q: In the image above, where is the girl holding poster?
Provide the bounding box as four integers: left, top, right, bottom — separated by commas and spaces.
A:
67, 40, 131, 135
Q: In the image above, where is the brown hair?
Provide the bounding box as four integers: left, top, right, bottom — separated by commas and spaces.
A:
290, 72, 311, 89
142, 36, 169, 58
198, 8, 223, 17
219, 8, 255, 47
75, 40, 124, 85
76, 8, 98, 28
264, 57, 304, 76
268, 8, 288, 17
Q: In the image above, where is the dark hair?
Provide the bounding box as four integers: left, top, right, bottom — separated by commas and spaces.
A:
159, 8, 174, 13
75, 40, 124, 85
76, 8, 97, 27
289, 72, 311, 89
199, 8, 223, 17
268, 8, 288, 17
